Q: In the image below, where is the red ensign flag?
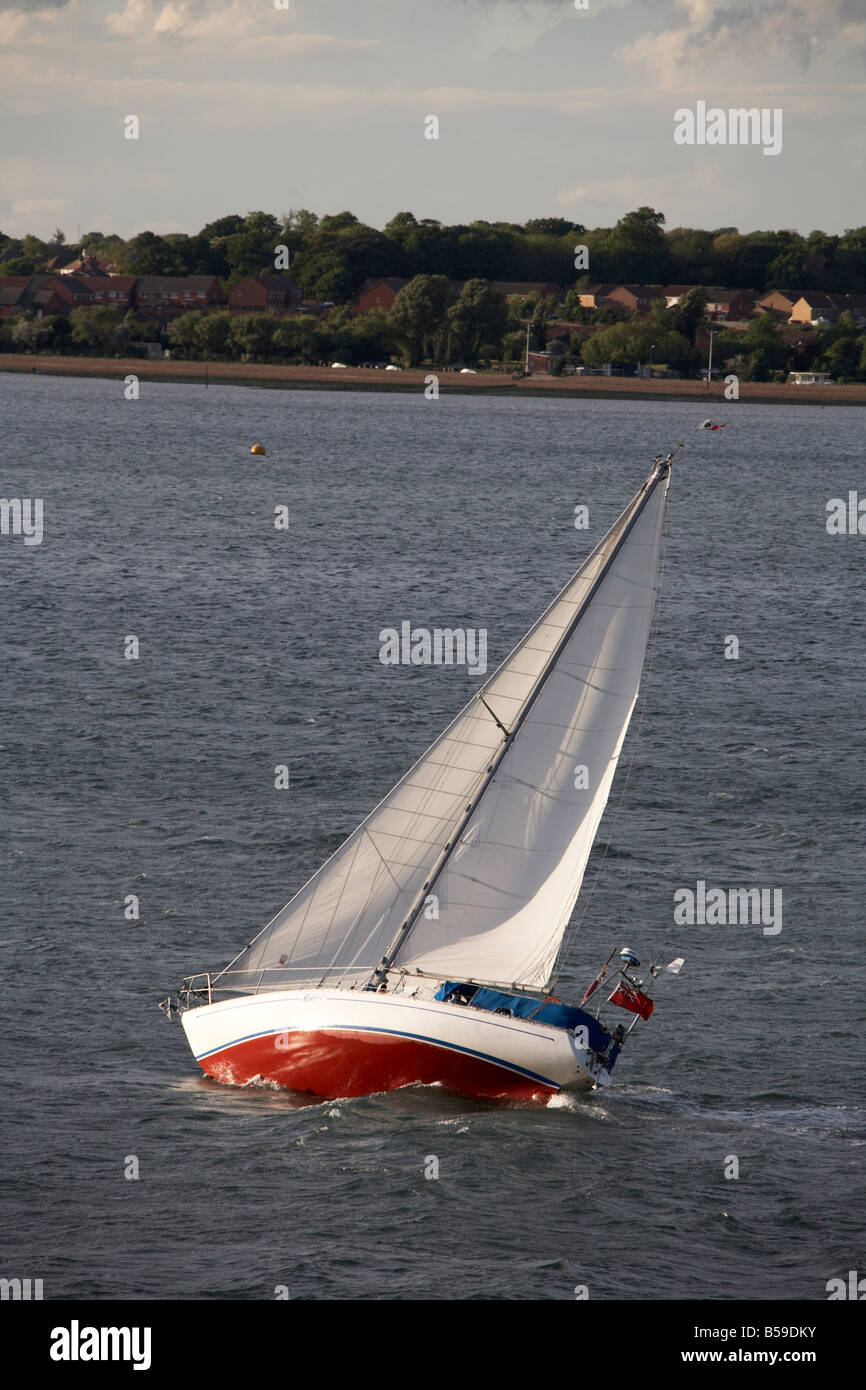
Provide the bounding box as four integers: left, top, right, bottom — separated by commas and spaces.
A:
608, 985, 655, 1020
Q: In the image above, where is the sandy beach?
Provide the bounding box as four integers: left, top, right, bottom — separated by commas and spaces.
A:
3, 353, 864, 405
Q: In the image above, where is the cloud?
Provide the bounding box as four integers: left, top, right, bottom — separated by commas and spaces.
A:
616, 0, 864, 85
556, 165, 723, 214
107, 0, 285, 39
12, 196, 70, 214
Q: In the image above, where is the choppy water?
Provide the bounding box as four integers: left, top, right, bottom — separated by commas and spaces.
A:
1, 374, 863, 1299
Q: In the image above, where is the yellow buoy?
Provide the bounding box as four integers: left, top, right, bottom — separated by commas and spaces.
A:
250, 443, 266, 456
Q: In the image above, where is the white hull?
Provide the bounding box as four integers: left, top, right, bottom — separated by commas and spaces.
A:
181, 988, 613, 1101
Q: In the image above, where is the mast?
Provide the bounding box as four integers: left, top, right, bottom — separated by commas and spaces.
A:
368, 452, 674, 989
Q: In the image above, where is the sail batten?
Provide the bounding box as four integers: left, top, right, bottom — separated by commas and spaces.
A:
217, 461, 670, 994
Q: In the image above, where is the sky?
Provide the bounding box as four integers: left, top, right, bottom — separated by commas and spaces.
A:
1, 0, 865, 241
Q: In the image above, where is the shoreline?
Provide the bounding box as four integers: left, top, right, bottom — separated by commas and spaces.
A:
2, 354, 864, 405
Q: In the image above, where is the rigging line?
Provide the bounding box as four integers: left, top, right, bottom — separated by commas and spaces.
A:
550, 482, 672, 994
287, 836, 367, 970
315, 833, 411, 987
478, 694, 511, 739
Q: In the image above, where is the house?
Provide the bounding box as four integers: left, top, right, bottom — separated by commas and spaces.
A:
526, 351, 560, 373
135, 275, 223, 313
356, 278, 409, 313
789, 292, 866, 327
78, 275, 137, 309
705, 288, 757, 321
754, 290, 800, 320
56, 274, 94, 307
229, 274, 302, 313
604, 285, 667, 314
577, 283, 619, 308
665, 286, 757, 320
45, 248, 82, 273
788, 371, 834, 385
663, 284, 697, 306
30, 274, 92, 309
0, 274, 79, 317
0, 279, 31, 316
56, 253, 105, 277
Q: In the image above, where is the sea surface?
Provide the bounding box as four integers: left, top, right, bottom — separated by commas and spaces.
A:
1, 374, 863, 1301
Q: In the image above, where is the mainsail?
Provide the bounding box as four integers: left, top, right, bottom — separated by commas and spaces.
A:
218, 460, 670, 996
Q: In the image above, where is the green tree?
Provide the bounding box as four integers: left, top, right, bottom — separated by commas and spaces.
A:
666, 286, 708, 342
80, 232, 126, 266
199, 213, 246, 239
666, 226, 716, 283
708, 329, 747, 370
384, 211, 419, 244
292, 248, 352, 303
163, 232, 225, 276
43, 314, 72, 353
345, 308, 394, 362
738, 314, 790, 379
502, 328, 527, 363
447, 279, 508, 363
391, 274, 455, 364
581, 320, 695, 373
118, 231, 181, 276
69, 306, 123, 355
605, 207, 669, 282
168, 311, 204, 359
229, 312, 278, 362
837, 225, 866, 291
524, 218, 584, 238
821, 334, 862, 380
317, 211, 361, 236
271, 314, 318, 363
195, 311, 233, 360
115, 310, 145, 350
282, 209, 320, 239
223, 211, 283, 281
563, 288, 588, 319
317, 305, 356, 361
581, 324, 630, 367
11, 315, 55, 352
817, 315, 864, 380
21, 234, 50, 266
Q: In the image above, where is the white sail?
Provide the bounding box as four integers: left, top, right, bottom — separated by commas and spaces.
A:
220, 463, 669, 994
396, 477, 668, 990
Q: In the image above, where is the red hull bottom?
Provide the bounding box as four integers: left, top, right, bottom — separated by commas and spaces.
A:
197, 1027, 559, 1102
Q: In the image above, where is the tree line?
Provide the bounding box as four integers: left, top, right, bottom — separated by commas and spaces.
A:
4, 206, 866, 298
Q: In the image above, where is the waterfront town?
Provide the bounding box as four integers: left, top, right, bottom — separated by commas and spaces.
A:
2, 209, 866, 385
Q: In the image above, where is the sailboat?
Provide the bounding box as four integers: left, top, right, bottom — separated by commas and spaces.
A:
170, 446, 686, 1102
